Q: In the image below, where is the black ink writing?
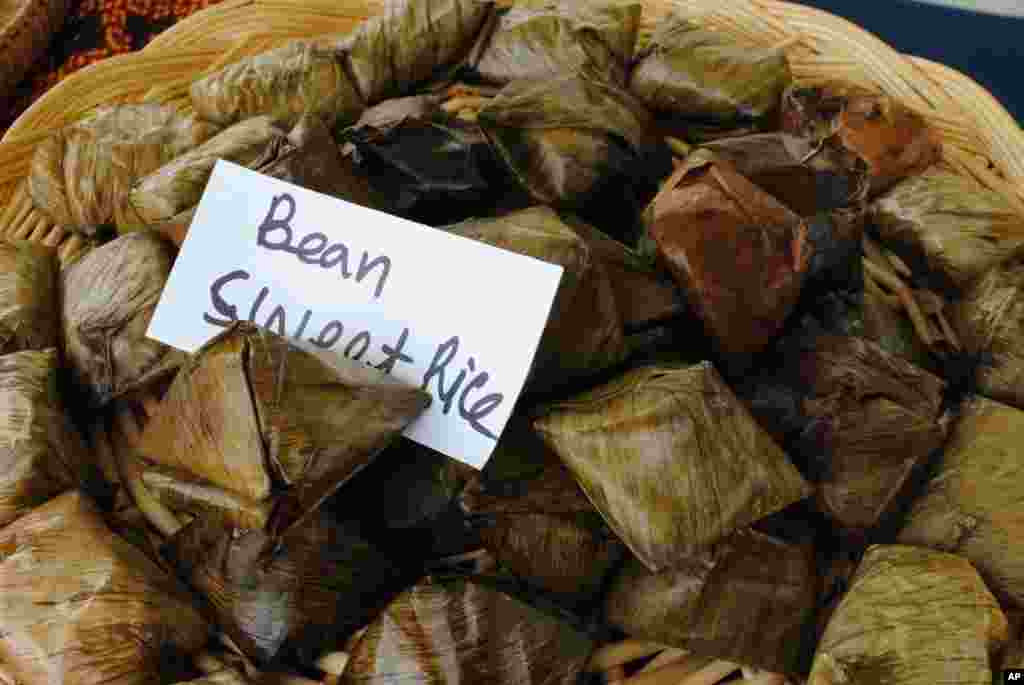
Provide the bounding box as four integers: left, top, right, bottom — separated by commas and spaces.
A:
204, 269, 250, 326
375, 328, 414, 375
421, 338, 502, 440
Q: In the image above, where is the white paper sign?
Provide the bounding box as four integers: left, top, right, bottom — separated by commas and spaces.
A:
147, 160, 563, 469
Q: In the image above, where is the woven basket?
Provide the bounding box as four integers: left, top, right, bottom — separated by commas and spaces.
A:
0, 0, 69, 102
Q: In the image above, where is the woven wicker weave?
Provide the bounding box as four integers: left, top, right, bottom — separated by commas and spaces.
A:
0, 0, 68, 101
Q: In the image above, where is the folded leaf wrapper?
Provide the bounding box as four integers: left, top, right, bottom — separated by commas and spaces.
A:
647, 156, 810, 368
629, 17, 790, 125
460, 418, 625, 604
477, 76, 671, 237
340, 577, 593, 685
870, 169, 1024, 293
0, 349, 91, 529
898, 396, 1024, 608
140, 463, 273, 531
61, 232, 184, 409
190, 39, 364, 129
29, 104, 220, 235
0, 241, 59, 354
953, 256, 1024, 409
534, 362, 812, 572
166, 510, 403, 665
447, 207, 626, 394
604, 529, 816, 674
469, 0, 640, 86
341, 0, 493, 105
739, 334, 948, 529
0, 491, 211, 685
808, 545, 1007, 685
137, 323, 430, 536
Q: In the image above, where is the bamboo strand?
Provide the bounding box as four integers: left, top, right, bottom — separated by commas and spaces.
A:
0, 182, 31, 230
588, 641, 669, 672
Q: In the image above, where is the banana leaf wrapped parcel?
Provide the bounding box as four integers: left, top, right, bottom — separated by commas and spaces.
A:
737, 334, 949, 529
447, 207, 627, 394
477, 76, 672, 240
870, 169, 1024, 293
137, 323, 430, 538
340, 0, 494, 106
61, 232, 185, 409
340, 577, 593, 685
165, 509, 404, 665
629, 17, 790, 127
534, 363, 812, 572
898, 396, 1024, 608
603, 529, 816, 675
0, 348, 91, 529
953, 255, 1024, 408
29, 104, 220, 236
0, 241, 59, 354
467, 0, 641, 86
0, 491, 211, 685
190, 39, 364, 129
809, 545, 1007, 685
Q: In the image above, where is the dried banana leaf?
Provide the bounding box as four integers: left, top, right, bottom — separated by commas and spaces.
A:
469, 0, 641, 86
340, 577, 593, 685
897, 396, 1024, 608
808, 545, 1007, 685
166, 510, 403, 666
779, 84, 849, 141
477, 76, 671, 240
191, 39, 364, 129
123, 116, 288, 234
343, 95, 525, 225
533, 363, 812, 572
61, 232, 184, 409
630, 17, 790, 125
138, 323, 429, 536
738, 334, 948, 529
698, 133, 864, 216
870, 169, 1024, 293
140, 462, 273, 531
646, 156, 810, 368
604, 529, 816, 675
29, 104, 219, 235
341, 0, 493, 105
447, 207, 626, 394
460, 417, 625, 604
952, 255, 1024, 408
0, 349, 91, 529
0, 491, 210, 685
0, 241, 59, 354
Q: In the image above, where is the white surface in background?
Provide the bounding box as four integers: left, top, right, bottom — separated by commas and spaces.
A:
147, 160, 565, 469
910, 0, 1024, 17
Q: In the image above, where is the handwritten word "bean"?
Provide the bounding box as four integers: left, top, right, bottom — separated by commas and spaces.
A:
256, 193, 392, 298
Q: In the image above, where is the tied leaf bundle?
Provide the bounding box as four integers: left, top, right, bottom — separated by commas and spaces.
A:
534, 362, 812, 573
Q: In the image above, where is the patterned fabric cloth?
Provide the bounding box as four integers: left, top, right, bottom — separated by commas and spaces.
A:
0, 0, 224, 136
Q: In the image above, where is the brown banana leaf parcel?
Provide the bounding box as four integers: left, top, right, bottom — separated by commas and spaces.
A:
340, 0, 494, 106
534, 363, 812, 573
604, 529, 816, 675
468, 0, 641, 86
737, 334, 949, 529
780, 86, 940, 197
953, 255, 1024, 409
477, 76, 672, 242
0, 348, 92, 529
646, 156, 811, 370
0, 241, 59, 354
139, 463, 274, 531
808, 545, 1007, 685
870, 169, 1024, 294
447, 207, 627, 395
629, 17, 790, 127
137, 323, 430, 538
190, 39, 364, 129
28, 104, 220, 236
165, 509, 404, 666
459, 417, 626, 605
898, 396, 1024, 608
61, 232, 185, 409
340, 577, 593, 685
0, 491, 211, 685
